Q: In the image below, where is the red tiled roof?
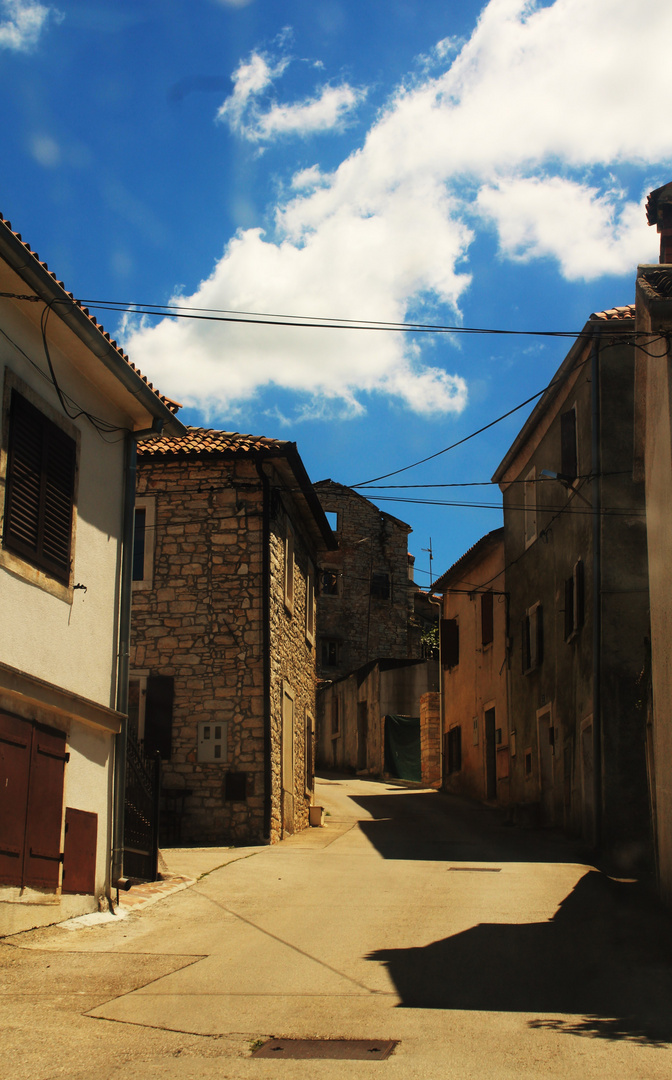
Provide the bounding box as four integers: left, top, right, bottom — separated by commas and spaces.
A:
589, 304, 635, 321
0, 213, 181, 415
138, 427, 291, 456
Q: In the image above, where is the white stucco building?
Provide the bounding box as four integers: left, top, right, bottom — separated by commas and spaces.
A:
0, 213, 184, 933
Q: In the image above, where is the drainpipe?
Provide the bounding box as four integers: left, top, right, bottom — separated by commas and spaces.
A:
111, 433, 136, 890
591, 337, 603, 851
256, 462, 273, 840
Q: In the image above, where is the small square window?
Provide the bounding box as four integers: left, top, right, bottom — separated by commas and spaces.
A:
321, 569, 339, 595
371, 572, 390, 599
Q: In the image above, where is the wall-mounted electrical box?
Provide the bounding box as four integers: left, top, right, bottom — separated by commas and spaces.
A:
197, 721, 228, 763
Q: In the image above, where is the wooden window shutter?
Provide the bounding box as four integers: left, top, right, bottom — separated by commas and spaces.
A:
23, 723, 68, 890
564, 576, 574, 640
575, 560, 585, 629
561, 408, 578, 479
536, 605, 544, 666
0, 713, 32, 887
144, 675, 174, 760
481, 591, 494, 647
4, 391, 76, 583
441, 618, 459, 669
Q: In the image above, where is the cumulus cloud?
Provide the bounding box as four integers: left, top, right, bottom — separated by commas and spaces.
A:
217, 49, 364, 142
0, 0, 57, 50
125, 0, 672, 421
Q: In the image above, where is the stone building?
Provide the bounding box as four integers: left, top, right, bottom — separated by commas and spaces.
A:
316, 657, 438, 779
493, 305, 652, 869
432, 528, 509, 804
131, 429, 336, 846
632, 179, 672, 907
313, 480, 419, 681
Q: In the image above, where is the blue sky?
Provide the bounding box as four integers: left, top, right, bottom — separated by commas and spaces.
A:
1, 0, 669, 585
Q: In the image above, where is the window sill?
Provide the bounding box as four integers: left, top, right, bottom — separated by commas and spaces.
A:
0, 546, 73, 604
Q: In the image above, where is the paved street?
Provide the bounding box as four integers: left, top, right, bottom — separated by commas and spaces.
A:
3, 775, 672, 1079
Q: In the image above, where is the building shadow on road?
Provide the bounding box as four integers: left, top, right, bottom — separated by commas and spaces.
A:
349, 788, 591, 864
366, 869, 672, 1045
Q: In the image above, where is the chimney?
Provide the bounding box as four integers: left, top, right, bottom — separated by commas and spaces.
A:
646, 182, 672, 263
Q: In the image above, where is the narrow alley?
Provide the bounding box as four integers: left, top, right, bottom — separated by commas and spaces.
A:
3, 775, 672, 1080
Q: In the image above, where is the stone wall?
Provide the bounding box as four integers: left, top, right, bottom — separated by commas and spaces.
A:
314, 481, 414, 680
132, 454, 317, 846
420, 692, 441, 787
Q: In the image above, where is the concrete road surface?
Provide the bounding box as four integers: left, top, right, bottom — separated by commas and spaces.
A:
3, 775, 672, 1079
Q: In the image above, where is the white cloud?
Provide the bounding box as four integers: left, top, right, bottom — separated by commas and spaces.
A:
29, 133, 60, 167
217, 49, 364, 142
125, 0, 672, 421
0, 0, 57, 51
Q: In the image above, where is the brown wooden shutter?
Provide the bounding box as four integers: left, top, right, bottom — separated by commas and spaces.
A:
4, 392, 75, 583
561, 408, 578, 479
536, 605, 544, 666
23, 723, 68, 889
575, 560, 585, 628
564, 576, 574, 640
481, 591, 494, 647
62, 808, 98, 895
145, 675, 174, 760
441, 618, 459, 668
0, 713, 32, 887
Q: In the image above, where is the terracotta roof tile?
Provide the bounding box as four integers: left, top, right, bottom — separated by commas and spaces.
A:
0, 212, 181, 416
589, 303, 635, 321
138, 427, 290, 456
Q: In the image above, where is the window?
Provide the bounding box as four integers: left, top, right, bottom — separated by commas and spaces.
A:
440, 618, 459, 669
324, 510, 338, 532
321, 569, 339, 595
224, 772, 247, 801
132, 497, 156, 589
370, 571, 390, 599
284, 529, 295, 614
446, 726, 462, 775
522, 603, 543, 673
3, 389, 76, 585
144, 675, 174, 759
321, 638, 341, 668
305, 710, 315, 796
524, 467, 537, 547
560, 406, 578, 480
525, 749, 533, 777
282, 683, 295, 794
305, 568, 316, 645
564, 559, 585, 641
481, 591, 494, 647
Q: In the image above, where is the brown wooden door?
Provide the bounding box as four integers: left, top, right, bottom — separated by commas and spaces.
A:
0, 712, 67, 889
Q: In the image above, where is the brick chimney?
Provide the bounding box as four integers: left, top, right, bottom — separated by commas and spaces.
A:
646, 181, 672, 263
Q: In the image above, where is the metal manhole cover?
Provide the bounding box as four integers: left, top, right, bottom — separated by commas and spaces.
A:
447, 866, 501, 872
252, 1038, 398, 1060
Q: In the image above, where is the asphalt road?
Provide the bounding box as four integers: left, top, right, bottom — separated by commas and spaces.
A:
3, 775, 672, 1079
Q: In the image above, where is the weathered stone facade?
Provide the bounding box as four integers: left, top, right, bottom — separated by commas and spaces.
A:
313, 480, 417, 681
131, 430, 335, 846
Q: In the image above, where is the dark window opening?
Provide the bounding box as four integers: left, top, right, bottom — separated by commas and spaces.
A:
371, 571, 390, 599
331, 698, 340, 736
224, 772, 247, 801
564, 560, 584, 641
447, 726, 462, 774
561, 407, 578, 480
481, 591, 494, 647
144, 675, 174, 760
132, 507, 146, 580
522, 605, 543, 672
525, 749, 533, 776
3, 390, 76, 583
321, 570, 339, 595
322, 638, 340, 667
441, 618, 460, 669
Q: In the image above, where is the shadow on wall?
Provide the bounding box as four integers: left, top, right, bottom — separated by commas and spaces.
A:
366, 869, 672, 1046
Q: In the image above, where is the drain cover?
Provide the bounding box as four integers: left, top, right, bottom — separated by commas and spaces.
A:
252, 1039, 398, 1060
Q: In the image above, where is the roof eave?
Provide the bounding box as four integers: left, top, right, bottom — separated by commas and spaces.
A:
0, 221, 186, 437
